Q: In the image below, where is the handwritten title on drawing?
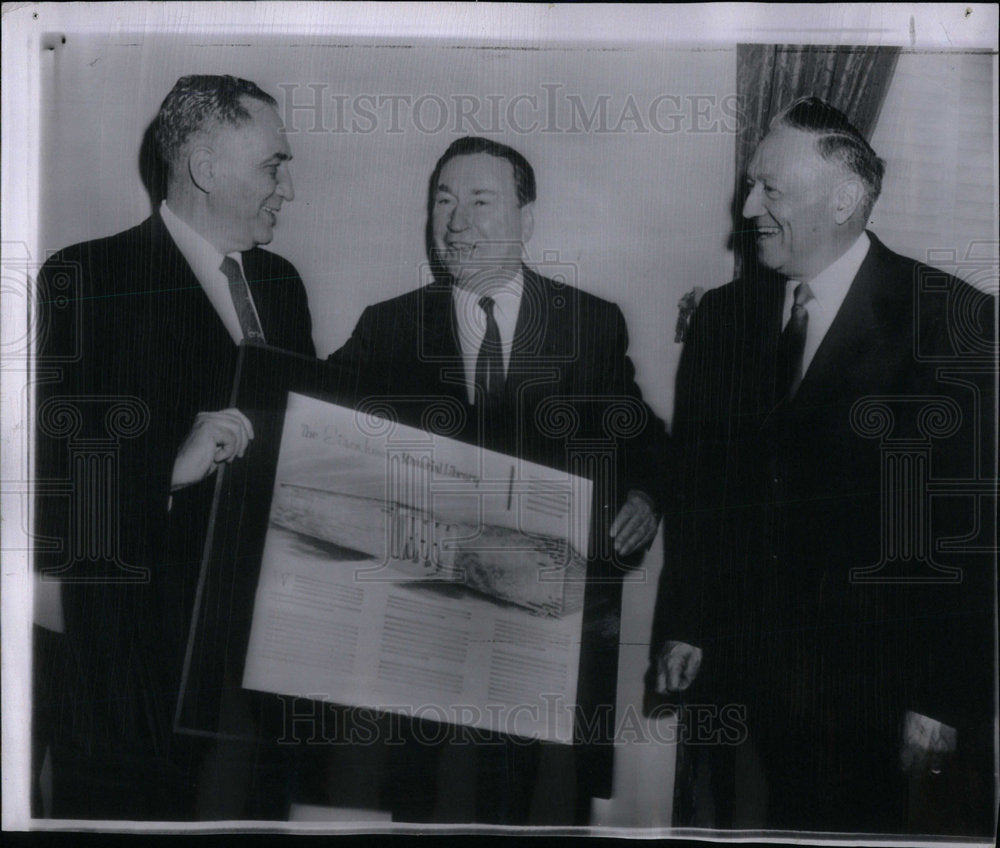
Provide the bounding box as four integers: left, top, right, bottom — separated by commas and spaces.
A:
299, 422, 480, 484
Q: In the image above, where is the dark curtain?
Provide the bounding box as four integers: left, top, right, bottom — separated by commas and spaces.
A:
731, 44, 901, 277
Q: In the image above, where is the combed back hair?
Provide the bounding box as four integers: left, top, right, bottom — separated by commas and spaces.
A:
428, 136, 536, 208
772, 96, 886, 219
154, 75, 277, 175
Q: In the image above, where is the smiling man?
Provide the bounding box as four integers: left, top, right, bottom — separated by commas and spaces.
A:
327, 136, 668, 824
336, 136, 665, 565
34, 75, 315, 819
648, 98, 996, 834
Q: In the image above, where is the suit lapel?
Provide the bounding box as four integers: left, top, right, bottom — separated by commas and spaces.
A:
506, 267, 556, 398
148, 213, 234, 353
421, 281, 467, 402
243, 248, 293, 348
793, 235, 901, 412
511, 266, 549, 357
747, 272, 788, 421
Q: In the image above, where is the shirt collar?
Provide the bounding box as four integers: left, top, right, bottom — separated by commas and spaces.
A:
782, 231, 872, 382
797, 231, 871, 314
451, 269, 525, 404
159, 199, 245, 282
451, 268, 525, 341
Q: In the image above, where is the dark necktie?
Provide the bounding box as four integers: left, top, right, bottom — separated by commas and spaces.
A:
220, 255, 265, 345
475, 296, 505, 404
775, 281, 812, 401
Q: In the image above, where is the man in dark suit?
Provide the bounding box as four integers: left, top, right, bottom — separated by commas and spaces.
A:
647, 98, 996, 834
34, 75, 315, 819
323, 136, 668, 823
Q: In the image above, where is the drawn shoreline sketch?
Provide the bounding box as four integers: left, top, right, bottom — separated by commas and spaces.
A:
270, 481, 588, 617
241, 391, 592, 744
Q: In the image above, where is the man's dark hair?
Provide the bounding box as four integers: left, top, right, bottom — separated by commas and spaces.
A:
772, 96, 886, 219
428, 136, 536, 209
153, 75, 277, 175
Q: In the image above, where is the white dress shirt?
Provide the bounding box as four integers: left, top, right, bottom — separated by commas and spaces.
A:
159, 200, 262, 345
783, 231, 871, 378
451, 270, 524, 405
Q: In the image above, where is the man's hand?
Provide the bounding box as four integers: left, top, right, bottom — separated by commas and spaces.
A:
651, 640, 703, 694
900, 710, 957, 773
609, 489, 659, 556
171, 408, 254, 491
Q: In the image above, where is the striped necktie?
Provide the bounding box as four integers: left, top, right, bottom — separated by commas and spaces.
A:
775, 281, 812, 401
220, 255, 265, 344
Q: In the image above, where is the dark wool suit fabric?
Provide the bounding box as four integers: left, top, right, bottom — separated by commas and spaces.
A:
650, 234, 996, 833
34, 213, 315, 818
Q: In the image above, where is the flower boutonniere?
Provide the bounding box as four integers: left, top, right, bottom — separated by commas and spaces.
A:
674, 287, 705, 343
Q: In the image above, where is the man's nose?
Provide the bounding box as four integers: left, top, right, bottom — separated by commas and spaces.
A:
277, 165, 295, 202
742, 183, 762, 218
448, 203, 470, 231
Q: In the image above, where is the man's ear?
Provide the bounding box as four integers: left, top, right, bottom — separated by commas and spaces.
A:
519, 202, 535, 244
187, 145, 215, 194
832, 177, 865, 225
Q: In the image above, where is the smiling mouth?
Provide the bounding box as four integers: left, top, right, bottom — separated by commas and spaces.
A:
755, 224, 780, 240
262, 206, 280, 224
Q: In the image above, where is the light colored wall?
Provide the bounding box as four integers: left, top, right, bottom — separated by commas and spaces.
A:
869, 50, 997, 290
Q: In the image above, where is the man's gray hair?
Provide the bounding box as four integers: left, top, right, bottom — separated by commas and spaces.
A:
772, 96, 886, 220
153, 75, 277, 175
